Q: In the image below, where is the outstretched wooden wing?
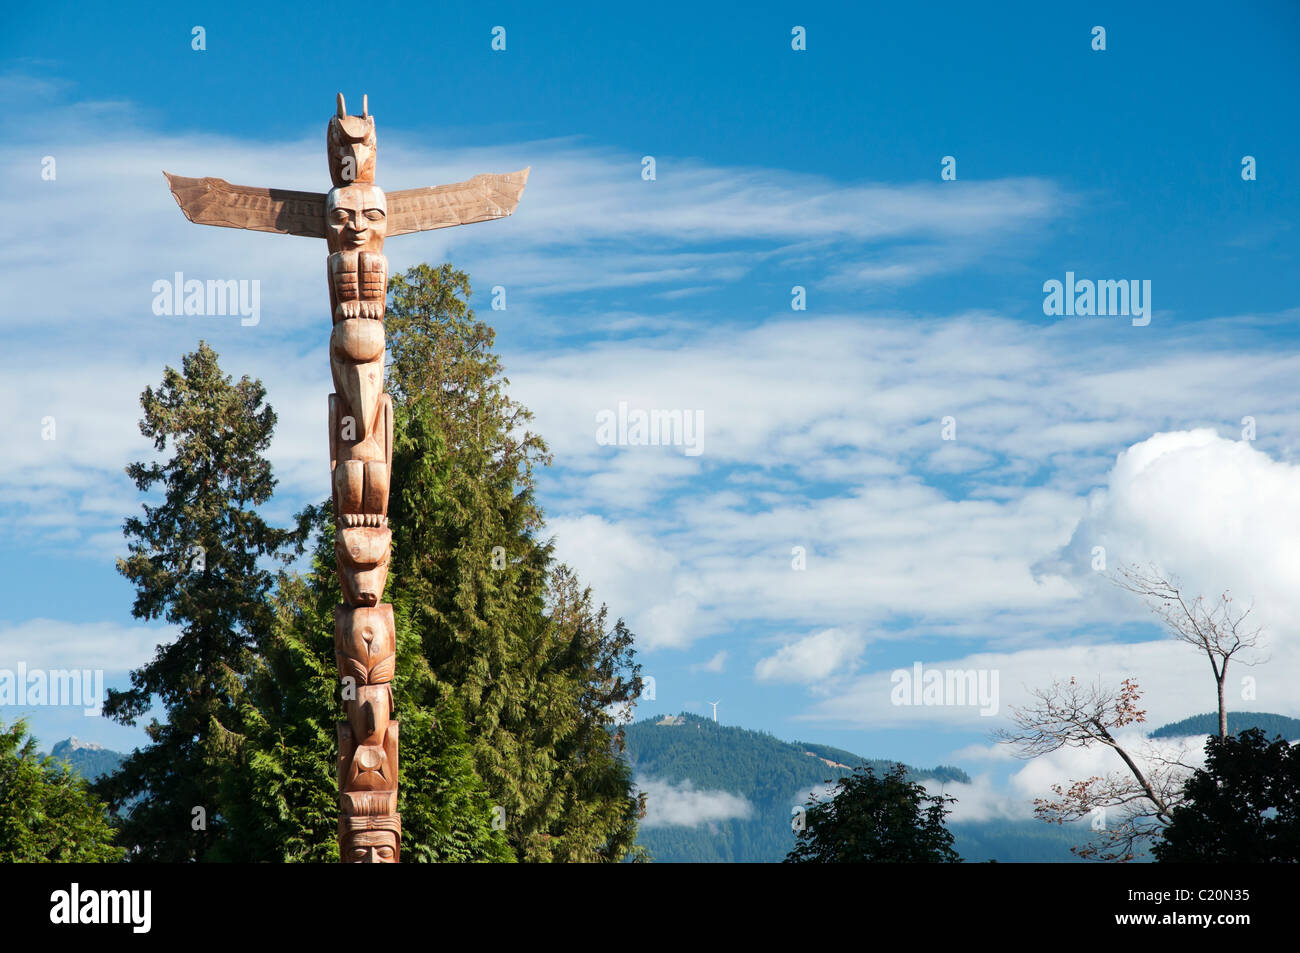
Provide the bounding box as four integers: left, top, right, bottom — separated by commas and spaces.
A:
163, 172, 327, 238
387, 168, 530, 236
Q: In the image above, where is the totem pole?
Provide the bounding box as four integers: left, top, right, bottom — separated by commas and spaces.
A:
164, 94, 528, 862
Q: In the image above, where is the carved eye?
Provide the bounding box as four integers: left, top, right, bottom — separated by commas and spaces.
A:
365, 209, 385, 221
378, 847, 394, 858
331, 209, 349, 223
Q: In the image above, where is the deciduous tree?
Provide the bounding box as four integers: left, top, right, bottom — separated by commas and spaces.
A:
785, 762, 959, 863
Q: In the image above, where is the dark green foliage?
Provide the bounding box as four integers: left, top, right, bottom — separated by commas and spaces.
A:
227, 263, 641, 861
0, 720, 123, 862
379, 263, 643, 861
797, 740, 970, 785
623, 714, 963, 862
213, 566, 340, 862
219, 506, 511, 863
1149, 711, 1300, 741
98, 342, 310, 861
1153, 728, 1300, 862
515, 567, 642, 861
785, 762, 960, 863
394, 700, 516, 863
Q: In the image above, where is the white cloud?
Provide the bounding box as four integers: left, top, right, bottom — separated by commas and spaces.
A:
1007, 732, 1207, 807
755, 628, 866, 684
0, 619, 175, 673
692, 651, 728, 673
1050, 428, 1300, 637
547, 514, 703, 650
923, 773, 1028, 822
802, 632, 1299, 731
924, 733, 1211, 824
9, 82, 1300, 751
636, 776, 754, 828
0, 83, 1069, 569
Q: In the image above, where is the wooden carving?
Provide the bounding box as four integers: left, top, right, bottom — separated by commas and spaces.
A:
163, 93, 528, 862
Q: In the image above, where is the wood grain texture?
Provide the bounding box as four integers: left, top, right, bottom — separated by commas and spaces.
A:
163, 172, 327, 238
387, 168, 530, 235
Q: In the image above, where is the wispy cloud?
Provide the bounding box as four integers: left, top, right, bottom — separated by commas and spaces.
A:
636, 775, 754, 828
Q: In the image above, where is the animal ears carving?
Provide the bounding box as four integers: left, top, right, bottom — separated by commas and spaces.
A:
336, 93, 369, 118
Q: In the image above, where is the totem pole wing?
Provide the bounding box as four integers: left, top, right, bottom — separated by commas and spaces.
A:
163, 172, 327, 238
386, 168, 530, 236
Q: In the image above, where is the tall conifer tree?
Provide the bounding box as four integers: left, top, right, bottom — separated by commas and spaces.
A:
232, 265, 644, 861
98, 342, 307, 861
384, 264, 643, 860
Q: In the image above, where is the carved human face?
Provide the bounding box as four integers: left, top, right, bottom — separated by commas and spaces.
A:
326, 185, 387, 253
344, 830, 398, 864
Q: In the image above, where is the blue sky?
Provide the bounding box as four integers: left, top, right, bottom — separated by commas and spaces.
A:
3, 1, 1299, 824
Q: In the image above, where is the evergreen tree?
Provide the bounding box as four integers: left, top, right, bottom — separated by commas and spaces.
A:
212, 568, 338, 862
785, 762, 960, 863
230, 264, 643, 861
1154, 728, 1300, 862
0, 719, 123, 862
517, 566, 642, 861
221, 511, 512, 862
384, 263, 643, 861
97, 342, 308, 861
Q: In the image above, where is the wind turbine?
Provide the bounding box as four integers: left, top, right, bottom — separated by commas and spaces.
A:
709, 700, 720, 723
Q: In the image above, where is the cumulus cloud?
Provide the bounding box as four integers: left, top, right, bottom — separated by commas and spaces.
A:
510, 313, 1300, 657
755, 628, 866, 684
636, 776, 754, 828
0, 78, 1073, 563
1050, 428, 1300, 637
9, 81, 1300, 765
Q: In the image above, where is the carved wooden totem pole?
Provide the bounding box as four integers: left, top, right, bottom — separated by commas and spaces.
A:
164, 94, 528, 862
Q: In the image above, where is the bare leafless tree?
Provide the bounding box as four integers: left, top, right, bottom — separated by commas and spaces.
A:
999, 568, 1268, 860
996, 677, 1193, 860
1113, 563, 1265, 739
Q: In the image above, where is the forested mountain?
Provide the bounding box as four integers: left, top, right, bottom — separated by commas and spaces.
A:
623, 713, 968, 862
1149, 711, 1300, 740
621, 715, 1159, 862
48, 738, 125, 782
50, 709, 1299, 862
797, 740, 968, 785
949, 820, 1112, 863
